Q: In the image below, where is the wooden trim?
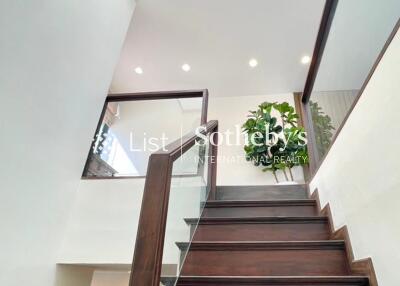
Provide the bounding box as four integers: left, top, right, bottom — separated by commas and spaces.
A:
106, 89, 206, 101
308, 19, 400, 182
302, 0, 338, 103
310, 188, 378, 286
175, 276, 369, 285
107, 88, 208, 126
303, 100, 320, 175
108, 88, 207, 121
129, 120, 218, 286
208, 124, 218, 200
200, 89, 209, 125
205, 199, 316, 208
81, 99, 108, 177
185, 216, 329, 225
352, 258, 378, 286
176, 240, 346, 251
294, 93, 315, 180
293, 93, 305, 127
294, 93, 319, 178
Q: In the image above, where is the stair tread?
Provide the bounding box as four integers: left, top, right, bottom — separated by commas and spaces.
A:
202, 200, 319, 218
206, 199, 316, 207
185, 216, 328, 225
169, 276, 369, 285
178, 275, 368, 279
176, 240, 345, 250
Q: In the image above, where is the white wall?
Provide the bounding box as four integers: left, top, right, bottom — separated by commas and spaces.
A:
0, 1, 135, 285
58, 179, 144, 264
310, 28, 400, 285
59, 175, 206, 274
209, 93, 305, 185
55, 265, 94, 286
91, 270, 129, 286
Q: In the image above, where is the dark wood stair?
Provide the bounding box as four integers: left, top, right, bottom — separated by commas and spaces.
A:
202, 200, 319, 217
171, 185, 370, 286
177, 241, 350, 277
172, 276, 369, 285
216, 185, 308, 200
185, 216, 330, 241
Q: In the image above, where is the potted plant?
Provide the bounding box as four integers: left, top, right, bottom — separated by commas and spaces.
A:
242, 101, 308, 184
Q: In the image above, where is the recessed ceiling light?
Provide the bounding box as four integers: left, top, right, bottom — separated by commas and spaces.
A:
134, 67, 143, 74
182, 63, 191, 72
249, 58, 258, 68
301, 55, 311, 64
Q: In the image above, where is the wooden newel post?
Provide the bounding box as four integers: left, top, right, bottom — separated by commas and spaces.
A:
129, 153, 173, 286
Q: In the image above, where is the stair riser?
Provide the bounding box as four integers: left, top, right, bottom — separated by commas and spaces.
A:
216, 186, 308, 200
191, 223, 330, 241
166, 276, 369, 286
203, 205, 317, 217
179, 282, 365, 286
181, 249, 349, 276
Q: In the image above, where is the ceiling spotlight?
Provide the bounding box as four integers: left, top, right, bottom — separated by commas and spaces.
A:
134, 67, 143, 74
301, 55, 311, 64
182, 63, 191, 72
249, 58, 258, 68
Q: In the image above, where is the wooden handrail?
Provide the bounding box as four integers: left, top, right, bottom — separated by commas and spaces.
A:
129, 120, 218, 286
302, 0, 338, 103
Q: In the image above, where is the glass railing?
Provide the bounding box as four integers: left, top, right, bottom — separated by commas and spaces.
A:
161, 139, 210, 285
129, 120, 218, 286
308, 0, 400, 160
82, 91, 207, 178
309, 90, 358, 158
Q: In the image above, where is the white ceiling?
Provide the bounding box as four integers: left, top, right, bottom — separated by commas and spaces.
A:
110, 0, 325, 97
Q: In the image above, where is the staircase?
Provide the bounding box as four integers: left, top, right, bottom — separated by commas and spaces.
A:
173, 185, 370, 286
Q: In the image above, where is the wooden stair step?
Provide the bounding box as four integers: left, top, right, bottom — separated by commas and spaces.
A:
216, 185, 308, 201
171, 276, 369, 285
177, 241, 350, 277
184, 217, 330, 241
203, 200, 318, 217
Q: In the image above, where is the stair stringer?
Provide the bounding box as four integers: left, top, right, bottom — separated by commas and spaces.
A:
309, 188, 378, 286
